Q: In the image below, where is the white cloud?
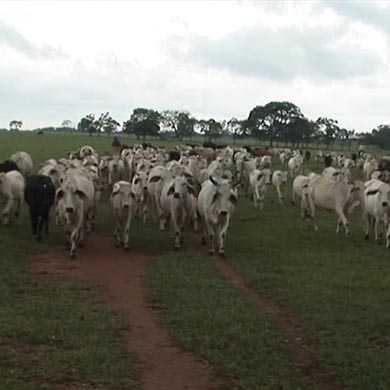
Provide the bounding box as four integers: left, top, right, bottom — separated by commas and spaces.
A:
0, 0, 389, 131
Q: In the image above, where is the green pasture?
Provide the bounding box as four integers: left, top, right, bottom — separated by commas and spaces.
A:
0, 131, 389, 389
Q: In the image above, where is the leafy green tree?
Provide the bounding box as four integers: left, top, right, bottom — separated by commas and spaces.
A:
123, 108, 161, 140
9, 120, 23, 131
162, 110, 196, 139
246, 102, 303, 146
197, 118, 223, 140
316, 117, 340, 148
61, 119, 74, 128
368, 124, 390, 150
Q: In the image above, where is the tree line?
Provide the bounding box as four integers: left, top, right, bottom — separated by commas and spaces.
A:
7, 101, 390, 150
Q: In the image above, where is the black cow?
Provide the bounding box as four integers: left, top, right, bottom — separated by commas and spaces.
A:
0, 159, 20, 173
304, 151, 311, 161
351, 153, 357, 163
37, 130, 44, 136
24, 175, 55, 242
169, 150, 181, 161
324, 155, 332, 167
203, 141, 217, 149
243, 145, 252, 153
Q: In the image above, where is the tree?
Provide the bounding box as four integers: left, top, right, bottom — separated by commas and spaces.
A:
246, 102, 303, 146
283, 116, 315, 147
316, 117, 340, 148
61, 119, 74, 128
368, 124, 390, 150
123, 108, 161, 140
9, 120, 23, 131
77, 114, 96, 134
161, 110, 196, 139
197, 118, 223, 140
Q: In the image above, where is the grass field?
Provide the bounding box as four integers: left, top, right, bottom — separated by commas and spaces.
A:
0, 131, 389, 389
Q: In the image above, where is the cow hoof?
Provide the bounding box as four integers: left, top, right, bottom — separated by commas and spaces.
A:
174, 246, 180, 251
209, 249, 215, 255
69, 252, 76, 260
364, 234, 369, 240
201, 237, 207, 245
219, 251, 226, 258
124, 246, 129, 252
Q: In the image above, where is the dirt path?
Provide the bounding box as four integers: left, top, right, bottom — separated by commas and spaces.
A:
30, 234, 219, 390
212, 256, 343, 390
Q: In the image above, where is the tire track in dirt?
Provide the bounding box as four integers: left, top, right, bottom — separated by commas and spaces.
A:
211, 256, 343, 390
30, 234, 219, 390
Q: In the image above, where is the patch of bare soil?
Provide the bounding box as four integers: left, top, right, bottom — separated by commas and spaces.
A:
30, 234, 219, 390
212, 256, 343, 390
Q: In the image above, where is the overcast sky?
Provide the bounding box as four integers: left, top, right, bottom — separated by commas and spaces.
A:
1, 0, 389, 131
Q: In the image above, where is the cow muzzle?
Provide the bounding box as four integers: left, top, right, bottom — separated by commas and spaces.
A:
173, 193, 180, 199
382, 201, 388, 207
219, 210, 228, 216
66, 207, 74, 213
123, 204, 130, 209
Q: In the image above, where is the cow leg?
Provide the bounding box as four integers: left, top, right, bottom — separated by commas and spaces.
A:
37, 216, 46, 242
218, 219, 230, 257
205, 220, 215, 255
276, 186, 284, 206
363, 211, 371, 240
69, 228, 78, 259
1, 198, 14, 226
386, 222, 390, 249
114, 220, 121, 247
14, 199, 22, 222
291, 188, 296, 205
143, 203, 147, 224
122, 212, 131, 251
30, 209, 38, 236
335, 207, 349, 236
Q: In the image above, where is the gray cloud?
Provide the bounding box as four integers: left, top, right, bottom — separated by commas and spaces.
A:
324, 1, 390, 34
188, 24, 383, 81
0, 21, 66, 59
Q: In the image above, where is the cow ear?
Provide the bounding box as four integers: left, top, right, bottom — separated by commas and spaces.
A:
149, 175, 161, 183
186, 184, 196, 196
366, 189, 379, 196
76, 190, 87, 200
55, 189, 64, 202
229, 193, 238, 206
333, 171, 340, 177
210, 176, 218, 186
257, 173, 264, 181
112, 184, 120, 196
167, 186, 175, 196
134, 178, 140, 185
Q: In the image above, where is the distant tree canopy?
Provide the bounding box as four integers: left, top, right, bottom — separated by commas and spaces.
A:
9, 120, 23, 131
16, 100, 388, 149
123, 108, 161, 140
364, 124, 390, 150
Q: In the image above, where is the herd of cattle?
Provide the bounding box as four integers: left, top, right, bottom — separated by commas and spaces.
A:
1, 144, 390, 258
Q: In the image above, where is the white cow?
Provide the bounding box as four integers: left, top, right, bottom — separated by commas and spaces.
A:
56, 173, 95, 258
38, 162, 65, 189
132, 172, 148, 223
197, 176, 238, 256
304, 174, 362, 235
363, 179, 390, 247
249, 168, 271, 209
363, 159, 378, 181
159, 175, 196, 249
272, 170, 288, 205
0, 171, 25, 225
10, 151, 33, 177
111, 181, 136, 250
108, 156, 125, 185
288, 155, 302, 178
